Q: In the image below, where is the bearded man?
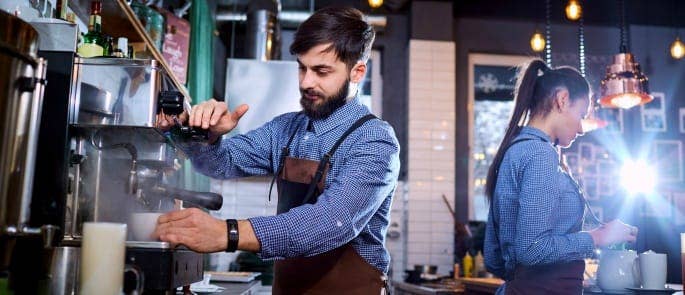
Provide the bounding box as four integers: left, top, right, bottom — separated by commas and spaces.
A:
155, 6, 400, 294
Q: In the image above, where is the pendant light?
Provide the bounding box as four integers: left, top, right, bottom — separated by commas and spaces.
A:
368, 0, 383, 9
565, 0, 582, 21
599, 0, 652, 109
671, 37, 685, 59
530, 31, 545, 52
669, 2, 684, 60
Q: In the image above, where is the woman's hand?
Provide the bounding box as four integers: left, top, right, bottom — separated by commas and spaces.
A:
587, 219, 638, 248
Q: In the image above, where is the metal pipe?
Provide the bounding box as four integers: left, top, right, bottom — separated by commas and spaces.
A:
216, 10, 387, 29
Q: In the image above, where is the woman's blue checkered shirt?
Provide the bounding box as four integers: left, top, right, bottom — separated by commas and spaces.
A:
181, 97, 400, 273
484, 127, 595, 283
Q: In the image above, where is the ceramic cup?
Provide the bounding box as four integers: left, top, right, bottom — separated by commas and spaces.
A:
129, 212, 163, 241
638, 250, 667, 289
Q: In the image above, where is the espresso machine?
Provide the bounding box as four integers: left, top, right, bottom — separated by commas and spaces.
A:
0, 12, 222, 294
62, 56, 221, 294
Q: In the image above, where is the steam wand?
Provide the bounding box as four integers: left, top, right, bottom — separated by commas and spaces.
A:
89, 130, 140, 195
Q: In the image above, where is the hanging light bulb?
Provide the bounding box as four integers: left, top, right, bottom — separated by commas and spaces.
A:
670, 37, 685, 59
599, 54, 652, 109
368, 0, 383, 9
599, 0, 652, 109
530, 31, 546, 52
565, 0, 582, 21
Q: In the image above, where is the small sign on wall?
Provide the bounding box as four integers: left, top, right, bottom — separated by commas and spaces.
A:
641, 92, 667, 132
649, 140, 683, 183
160, 9, 190, 84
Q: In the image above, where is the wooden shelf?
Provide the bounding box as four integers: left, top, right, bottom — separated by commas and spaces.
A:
68, 0, 191, 106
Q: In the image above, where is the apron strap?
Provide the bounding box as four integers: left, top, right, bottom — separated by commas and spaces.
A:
301, 114, 378, 205
268, 113, 306, 202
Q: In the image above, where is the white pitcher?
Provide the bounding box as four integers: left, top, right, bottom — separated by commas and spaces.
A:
597, 249, 639, 293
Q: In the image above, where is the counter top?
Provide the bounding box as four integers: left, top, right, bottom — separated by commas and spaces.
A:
177, 280, 262, 295
393, 280, 463, 295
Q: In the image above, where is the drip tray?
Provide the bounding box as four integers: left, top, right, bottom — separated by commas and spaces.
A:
126, 241, 170, 249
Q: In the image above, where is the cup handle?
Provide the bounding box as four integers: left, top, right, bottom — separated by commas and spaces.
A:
632, 256, 641, 287
124, 264, 145, 295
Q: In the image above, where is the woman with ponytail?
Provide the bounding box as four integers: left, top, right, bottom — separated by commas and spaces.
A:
483, 59, 638, 294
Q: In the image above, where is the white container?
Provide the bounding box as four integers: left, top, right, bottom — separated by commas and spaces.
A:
79, 222, 127, 295
129, 212, 163, 241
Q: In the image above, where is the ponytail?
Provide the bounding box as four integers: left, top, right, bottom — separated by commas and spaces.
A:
484, 59, 590, 202
485, 59, 548, 201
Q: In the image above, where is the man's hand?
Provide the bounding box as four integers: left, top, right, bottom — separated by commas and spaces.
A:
189, 99, 249, 141
155, 208, 261, 253
155, 110, 187, 131
155, 208, 227, 253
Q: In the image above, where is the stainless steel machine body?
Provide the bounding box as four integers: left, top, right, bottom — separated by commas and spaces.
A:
1, 15, 215, 294
0, 11, 48, 237
0, 10, 54, 294
65, 57, 207, 293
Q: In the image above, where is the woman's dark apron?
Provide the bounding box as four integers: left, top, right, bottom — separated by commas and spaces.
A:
494, 138, 586, 295
269, 114, 388, 295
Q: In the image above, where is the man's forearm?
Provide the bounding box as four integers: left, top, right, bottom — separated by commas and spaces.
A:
238, 219, 261, 252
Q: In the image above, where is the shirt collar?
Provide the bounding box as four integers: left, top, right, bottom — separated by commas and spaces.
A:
519, 126, 553, 144
307, 96, 367, 135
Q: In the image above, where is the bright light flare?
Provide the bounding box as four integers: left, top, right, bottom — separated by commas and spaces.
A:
620, 160, 657, 195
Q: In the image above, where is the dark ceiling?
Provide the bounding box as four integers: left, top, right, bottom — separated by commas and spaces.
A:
451, 0, 685, 28
214, 0, 685, 28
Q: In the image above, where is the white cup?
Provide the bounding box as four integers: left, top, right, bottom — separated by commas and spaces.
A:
79, 222, 127, 295
638, 250, 667, 289
129, 212, 163, 241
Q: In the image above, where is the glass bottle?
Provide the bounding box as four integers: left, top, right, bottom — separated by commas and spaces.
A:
462, 252, 473, 278
77, 1, 107, 58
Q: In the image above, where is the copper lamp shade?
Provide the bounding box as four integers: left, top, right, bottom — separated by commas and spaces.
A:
599, 53, 653, 109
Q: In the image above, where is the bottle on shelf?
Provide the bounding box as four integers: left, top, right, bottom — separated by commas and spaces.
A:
113, 37, 128, 58
56, 0, 69, 20
462, 252, 473, 278
130, 1, 165, 51
77, 1, 108, 58
474, 251, 485, 277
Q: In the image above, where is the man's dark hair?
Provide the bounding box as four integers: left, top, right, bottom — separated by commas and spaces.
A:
290, 6, 375, 69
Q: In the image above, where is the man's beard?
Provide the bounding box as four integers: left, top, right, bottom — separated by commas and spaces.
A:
300, 79, 350, 119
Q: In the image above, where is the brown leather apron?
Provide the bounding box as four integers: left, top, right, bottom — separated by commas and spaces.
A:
504, 261, 584, 295
268, 114, 388, 295
494, 138, 586, 295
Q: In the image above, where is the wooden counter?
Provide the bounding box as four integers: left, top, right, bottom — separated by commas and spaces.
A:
393, 280, 463, 295
456, 277, 504, 295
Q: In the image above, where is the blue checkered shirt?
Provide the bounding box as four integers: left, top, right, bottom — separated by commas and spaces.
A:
484, 127, 595, 285
181, 97, 400, 273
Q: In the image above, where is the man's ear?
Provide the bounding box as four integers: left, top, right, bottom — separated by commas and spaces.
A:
350, 62, 367, 83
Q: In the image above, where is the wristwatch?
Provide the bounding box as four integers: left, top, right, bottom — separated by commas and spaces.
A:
225, 219, 239, 252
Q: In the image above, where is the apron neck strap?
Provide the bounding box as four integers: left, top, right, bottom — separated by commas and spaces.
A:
301, 114, 378, 205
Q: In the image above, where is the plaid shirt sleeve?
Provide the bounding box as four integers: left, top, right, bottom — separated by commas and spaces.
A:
178, 115, 288, 179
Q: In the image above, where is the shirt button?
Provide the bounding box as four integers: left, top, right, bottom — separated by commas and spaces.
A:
303, 135, 309, 140
336, 220, 343, 227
